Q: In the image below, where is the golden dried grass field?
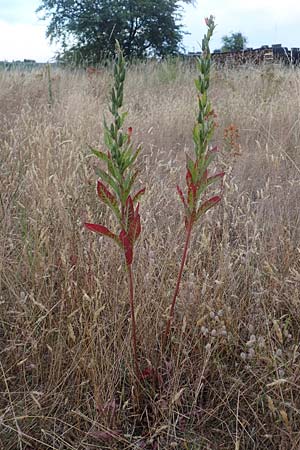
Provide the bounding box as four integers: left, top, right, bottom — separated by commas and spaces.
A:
0, 61, 300, 449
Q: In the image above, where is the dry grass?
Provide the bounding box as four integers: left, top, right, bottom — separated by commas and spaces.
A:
1, 61, 300, 449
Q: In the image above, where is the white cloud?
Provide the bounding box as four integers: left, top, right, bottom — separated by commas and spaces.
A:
0, 20, 59, 62
233, 0, 300, 20
182, 0, 300, 51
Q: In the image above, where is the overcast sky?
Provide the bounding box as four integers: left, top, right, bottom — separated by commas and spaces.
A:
1, 0, 300, 62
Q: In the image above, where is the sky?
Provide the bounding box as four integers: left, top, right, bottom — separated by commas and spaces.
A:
1, 0, 300, 62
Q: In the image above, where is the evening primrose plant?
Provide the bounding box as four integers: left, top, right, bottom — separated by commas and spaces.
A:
164, 16, 224, 344
84, 41, 145, 380
85, 17, 223, 381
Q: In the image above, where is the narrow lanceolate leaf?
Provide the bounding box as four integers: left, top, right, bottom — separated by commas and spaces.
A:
96, 168, 120, 197
84, 223, 120, 245
107, 159, 122, 183
176, 185, 187, 208
104, 126, 113, 148
124, 196, 134, 229
198, 168, 208, 185
197, 195, 221, 218
128, 212, 141, 243
132, 188, 145, 204
123, 171, 138, 197
119, 111, 128, 127
197, 149, 218, 181
194, 78, 201, 91
127, 146, 141, 168
193, 123, 201, 147
206, 171, 225, 186
186, 168, 193, 187
97, 180, 121, 219
186, 156, 197, 181
89, 147, 110, 163
97, 180, 117, 206
187, 183, 197, 209
122, 145, 134, 164
119, 230, 133, 265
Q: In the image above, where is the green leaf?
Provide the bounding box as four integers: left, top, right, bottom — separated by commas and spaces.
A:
107, 159, 122, 183
201, 91, 207, 108
89, 147, 110, 163
193, 123, 200, 146
119, 111, 128, 127
194, 78, 201, 91
186, 156, 197, 182
104, 129, 113, 148
95, 167, 120, 197
123, 170, 138, 196
128, 146, 141, 166
197, 151, 217, 181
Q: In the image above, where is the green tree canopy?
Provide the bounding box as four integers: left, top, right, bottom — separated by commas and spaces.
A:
221, 32, 247, 52
37, 0, 194, 63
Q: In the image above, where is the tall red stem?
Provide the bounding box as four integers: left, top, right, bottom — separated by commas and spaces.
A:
164, 219, 193, 346
127, 263, 139, 379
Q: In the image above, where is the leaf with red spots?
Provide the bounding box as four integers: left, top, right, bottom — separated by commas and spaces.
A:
97, 180, 117, 205
187, 182, 197, 209
199, 169, 208, 185
119, 230, 133, 265
128, 207, 141, 243
197, 195, 221, 219
89, 147, 110, 163
207, 171, 225, 186
132, 188, 145, 204
186, 168, 193, 187
97, 180, 121, 219
124, 195, 134, 229
176, 185, 187, 208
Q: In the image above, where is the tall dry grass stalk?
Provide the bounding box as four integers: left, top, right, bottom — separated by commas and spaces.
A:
1, 60, 300, 449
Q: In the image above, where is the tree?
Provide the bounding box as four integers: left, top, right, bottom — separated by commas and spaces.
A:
221, 32, 247, 52
37, 0, 194, 62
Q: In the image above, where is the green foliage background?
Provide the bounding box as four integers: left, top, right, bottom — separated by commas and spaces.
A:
221, 32, 248, 52
37, 0, 194, 63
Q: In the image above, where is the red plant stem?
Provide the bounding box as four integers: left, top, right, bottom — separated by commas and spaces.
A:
127, 263, 139, 379
164, 219, 193, 346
